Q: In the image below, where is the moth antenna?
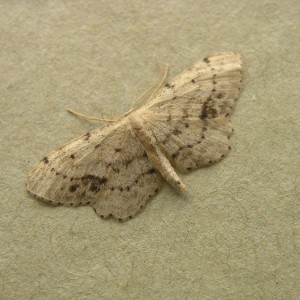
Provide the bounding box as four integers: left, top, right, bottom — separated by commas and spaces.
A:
66, 109, 115, 123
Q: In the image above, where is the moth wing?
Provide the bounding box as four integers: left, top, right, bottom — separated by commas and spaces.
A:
27, 121, 163, 220
144, 52, 242, 172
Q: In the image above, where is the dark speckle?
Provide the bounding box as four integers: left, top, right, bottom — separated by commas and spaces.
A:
70, 154, 75, 159
172, 128, 182, 136
125, 158, 133, 167
69, 184, 79, 193
43, 157, 49, 164
185, 123, 189, 128
81, 174, 108, 193
172, 152, 179, 159
115, 148, 121, 152
217, 93, 224, 99
146, 168, 156, 174
84, 132, 91, 141
191, 79, 196, 84
165, 83, 171, 88
200, 98, 218, 120
126, 186, 130, 191
203, 57, 210, 63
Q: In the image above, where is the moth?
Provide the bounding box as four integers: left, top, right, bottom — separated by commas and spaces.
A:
27, 52, 243, 221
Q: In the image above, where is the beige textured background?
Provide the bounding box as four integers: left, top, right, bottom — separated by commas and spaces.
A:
0, 1, 299, 299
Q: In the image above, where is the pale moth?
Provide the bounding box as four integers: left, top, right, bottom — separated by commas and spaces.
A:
27, 52, 243, 221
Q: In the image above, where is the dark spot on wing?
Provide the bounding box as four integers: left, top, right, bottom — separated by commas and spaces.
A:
125, 158, 134, 167
172, 128, 182, 136
165, 83, 175, 88
182, 109, 189, 119
172, 152, 179, 159
200, 97, 218, 120
43, 157, 49, 164
145, 168, 156, 174
81, 174, 107, 193
113, 167, 120, 173
84, 132, 91, 141
69, 184, 80, 193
